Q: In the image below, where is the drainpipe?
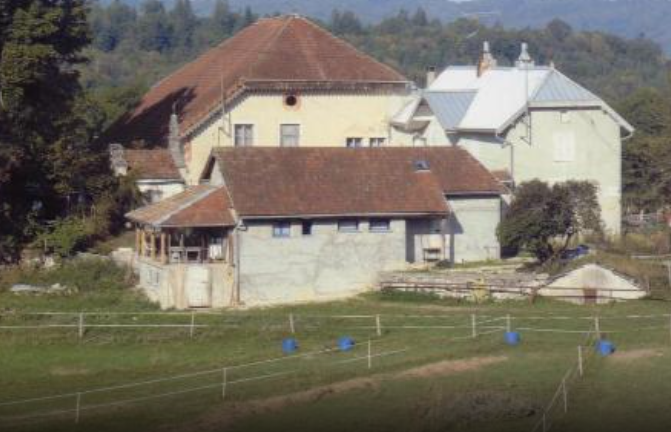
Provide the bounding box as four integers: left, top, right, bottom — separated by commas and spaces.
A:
233, 223, 242, 306
495, 128, 515, 187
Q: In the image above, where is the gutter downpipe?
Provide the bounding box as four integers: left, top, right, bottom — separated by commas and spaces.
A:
495, 127, 515, 188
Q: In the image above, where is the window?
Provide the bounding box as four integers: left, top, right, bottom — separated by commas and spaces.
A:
369, 219, 391, 232
346, 137, 363, 148
369, 137, 386, 147
272, 221, 291, 238
280, 124, 300, 147
301, 220, 313, 236
553, 131, 575, 162
284, 94, 299, 107
560, 110, 571, 124
338, 219, 359, 232
234, 124, 254, 147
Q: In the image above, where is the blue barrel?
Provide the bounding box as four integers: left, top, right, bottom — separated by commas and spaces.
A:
505, 331, 521, 346
338, 336, 355, 352
597, 340, 615, 356
282, 338, 298, 354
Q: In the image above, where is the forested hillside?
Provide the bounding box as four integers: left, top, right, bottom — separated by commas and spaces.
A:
103, 0, 671, 54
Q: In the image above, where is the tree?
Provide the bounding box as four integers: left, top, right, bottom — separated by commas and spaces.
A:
497, 180, 602, 263
169, 0, 197, 50
136, 0, 173, 52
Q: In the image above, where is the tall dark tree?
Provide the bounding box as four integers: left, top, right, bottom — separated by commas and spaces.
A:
0, 0, 111, 262
136, 0, 173, 52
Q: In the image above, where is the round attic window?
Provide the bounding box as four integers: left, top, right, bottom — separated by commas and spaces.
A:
284, 94, 299, 107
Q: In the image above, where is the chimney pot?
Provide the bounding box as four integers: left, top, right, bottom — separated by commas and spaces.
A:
477, 41, 497, 77
426, 66, 437, 87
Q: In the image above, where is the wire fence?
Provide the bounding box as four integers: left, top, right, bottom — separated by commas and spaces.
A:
2, 311, 671, 430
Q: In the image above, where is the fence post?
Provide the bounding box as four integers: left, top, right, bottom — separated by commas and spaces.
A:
375, 314, 382, 337
367, 339, 372, 370
222, 367, 228, 400
75, 392, 82, 424
594, 316, 601, 340
542, 412, 547, 432
562, 377, 568, 413
669, 314, 671, 345
288, 313, 295, 335
578, 346, 584, 377
471, 314, 477, 338
190, 311, 196, 339
506, 314, 512, 333
78, 313, 85, 340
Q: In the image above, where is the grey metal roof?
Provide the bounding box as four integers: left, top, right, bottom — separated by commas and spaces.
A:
533, 70, 601, 103
424, 91, 476, 130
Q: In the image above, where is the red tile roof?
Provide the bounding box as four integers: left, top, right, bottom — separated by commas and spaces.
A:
124, 149, 182, 180
104, 15, 409, 146
126, 185, 234, 227
209, 147, 503, 218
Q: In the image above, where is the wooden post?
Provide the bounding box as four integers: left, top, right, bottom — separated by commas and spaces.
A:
542, 413, 547, 432
139, 230, 145, 257
160, 232, 167, 264
471, 314, 477, 338
78, 313, 85, 340
578, 346, 584, 377
75, 392, 82, 424
135, 228, 141, 254
666, 262, 671, 292
150, 232, 156, 261
367, 339, 372, 370
375, 314, 382, 337
222, 367, 228, 400
562, 377, 568, 413
668, 314, 671, 345
190, 311, 196, 338
288, 313, 295, 334
594, 316, 601, 340
506, 314, 512, 333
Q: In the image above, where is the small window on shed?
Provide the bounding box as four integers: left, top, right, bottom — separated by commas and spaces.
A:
272, 221, 291, 238
369, 219, 391, 233
338, 220, 359, 233
414, 160, 430, 171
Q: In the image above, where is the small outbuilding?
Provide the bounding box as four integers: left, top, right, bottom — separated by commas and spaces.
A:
538, 263, 647, 304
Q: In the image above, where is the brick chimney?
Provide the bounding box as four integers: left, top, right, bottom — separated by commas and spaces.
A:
477, 41, 497, 77
426, 66, 437, 88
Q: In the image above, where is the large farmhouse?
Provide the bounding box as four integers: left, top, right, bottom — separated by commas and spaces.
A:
126, 147, 503, 308
391, 43, 633, 234
104, 14, 412, 185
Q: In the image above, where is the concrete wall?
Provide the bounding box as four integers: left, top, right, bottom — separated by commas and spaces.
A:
184, 91, 411, 184
447, 196, 501, 263
136, 259, 234, 309
237, 219, 408, 306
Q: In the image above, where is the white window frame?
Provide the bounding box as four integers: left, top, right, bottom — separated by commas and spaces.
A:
272, 221, 291, 238
369, 219, 391, 233
338, 219, 359, 233
369, 137, 386, 147
346, 137, 363, 148
234, 124, 254, 147
280, 124, 300, 147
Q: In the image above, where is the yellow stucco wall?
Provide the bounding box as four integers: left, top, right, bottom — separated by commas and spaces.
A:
183, 91, 411, 184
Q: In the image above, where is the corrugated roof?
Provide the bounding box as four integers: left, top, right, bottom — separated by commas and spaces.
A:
424, 91, 476, 130
209, 147, 503, 219
103, 15, 409, 147
126, 185, 235, 228
533, 70, 601, 103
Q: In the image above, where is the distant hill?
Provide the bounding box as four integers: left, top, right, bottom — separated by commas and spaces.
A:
105, 0, 671, 53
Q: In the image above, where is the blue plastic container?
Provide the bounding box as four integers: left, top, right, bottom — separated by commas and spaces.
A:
597, 340, 615, 356
505, 331, 521, 346
282, 338, 298, 354
338, 336, 355, 352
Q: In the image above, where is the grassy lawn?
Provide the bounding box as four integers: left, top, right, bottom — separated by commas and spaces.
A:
2, 282, 671, 432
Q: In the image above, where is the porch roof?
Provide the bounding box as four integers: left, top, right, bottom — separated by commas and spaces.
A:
126, 185, 235, 228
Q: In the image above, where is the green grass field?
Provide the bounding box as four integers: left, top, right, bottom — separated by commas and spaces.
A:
2, 284, 671, 432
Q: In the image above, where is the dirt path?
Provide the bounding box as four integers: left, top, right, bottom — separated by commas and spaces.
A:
163, 355, 507, 432
611, 348, 664, 362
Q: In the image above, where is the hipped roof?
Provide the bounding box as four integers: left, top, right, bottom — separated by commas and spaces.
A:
126, 185, 235, 228
104, 15, 409, 146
